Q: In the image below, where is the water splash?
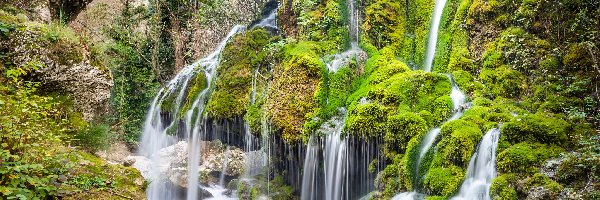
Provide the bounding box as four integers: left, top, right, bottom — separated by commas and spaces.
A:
423, 0, 448, 72
451, 128, 501, 200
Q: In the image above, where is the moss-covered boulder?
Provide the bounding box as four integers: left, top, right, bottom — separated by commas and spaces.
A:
490, 174, 518, 200
59, 152, 146, 199
501, 113, 571, 146
266, 41, 325, 142
432, 119, 483, 168
384, 112, 428, 154
496, 142, 564, 174
423, 166, 465, 197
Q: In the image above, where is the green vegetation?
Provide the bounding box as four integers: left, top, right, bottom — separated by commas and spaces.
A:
266, 41, 325, 142
0, 42, 145, 199
497, 142, 564, 174
206, 28, 275, 120
423, 166, 465, 197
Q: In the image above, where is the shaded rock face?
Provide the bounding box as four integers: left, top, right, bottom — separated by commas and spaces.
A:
2, 20, 112, 120
36, 61, 112, 120
48, 0, 93, 21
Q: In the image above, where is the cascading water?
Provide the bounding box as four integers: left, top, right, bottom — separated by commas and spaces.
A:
137, 25, 244, 200
301, 136, 320, 200
451, 128, 501, 200
423, 0, 448, 72
393, 75, 468, 200
301, 108, 349, 200
323, 111, 348, 200
325, 0, 363, 73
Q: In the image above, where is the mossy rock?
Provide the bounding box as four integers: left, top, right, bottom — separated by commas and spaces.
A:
206, 28, 272, 120
345, 102, 391, 137
179, 72, 207, 117
521, 173, 563, 196
423, 165, 465, 197
431, 119, 483, 168
478, 66, 526, 99
384, 111, 428, 154
59, 152, 146, 199
376, 154, 407, 198
490, 174, 518, 200
501, 113, 571, 146
496, 142, 564, 174
266, 41, 325, 142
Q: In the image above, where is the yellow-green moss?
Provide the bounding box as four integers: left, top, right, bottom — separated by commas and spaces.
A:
496, 142, 564, 174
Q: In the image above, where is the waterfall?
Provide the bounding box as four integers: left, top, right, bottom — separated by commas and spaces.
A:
252, 9, 278, 30
301, 136, 320, 200
323, 114, 348, 200
393, 75, 468, 199
451, 128, 501, 200
325, 0, 363, 73
137, 25, 244, 200
423, 0, 448, 72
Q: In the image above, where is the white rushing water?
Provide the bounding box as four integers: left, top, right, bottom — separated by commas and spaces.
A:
451, 128, 501, 200
423, 0, 448, 72
138, 25, 245, 200
323, 112, 348, 200
301, 136, 320, 200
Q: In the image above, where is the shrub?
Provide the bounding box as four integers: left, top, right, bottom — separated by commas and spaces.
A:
74, 123, 112, 152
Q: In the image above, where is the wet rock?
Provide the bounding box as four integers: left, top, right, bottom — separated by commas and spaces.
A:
129, 140, 247, 188
541, 158, 564, 179
526, 186, 554, 200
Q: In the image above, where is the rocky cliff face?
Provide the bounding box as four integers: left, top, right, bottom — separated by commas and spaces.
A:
1, 12, 112, 120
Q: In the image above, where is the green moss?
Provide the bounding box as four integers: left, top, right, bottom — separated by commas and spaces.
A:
345, 102, 390, 137
490, 175, 518, 200
362, 0, 404, 49
424, 166, 465, 197
496, 142, 564, 174
501, 113, 571, 145
366, 71, 452, 125
452, 70, 476, 94
478, 66, 525, 99
267, 41, 325, 142
432, 119, 483, 167
206, 28, 272, 119
179, 72, 207, 117
425, 196, 446, 200
563, 42, 594, 71
522, 173, 563, 195
377, 154, 407, 198
385, 111, 428, 154
62, 152, 146, 199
